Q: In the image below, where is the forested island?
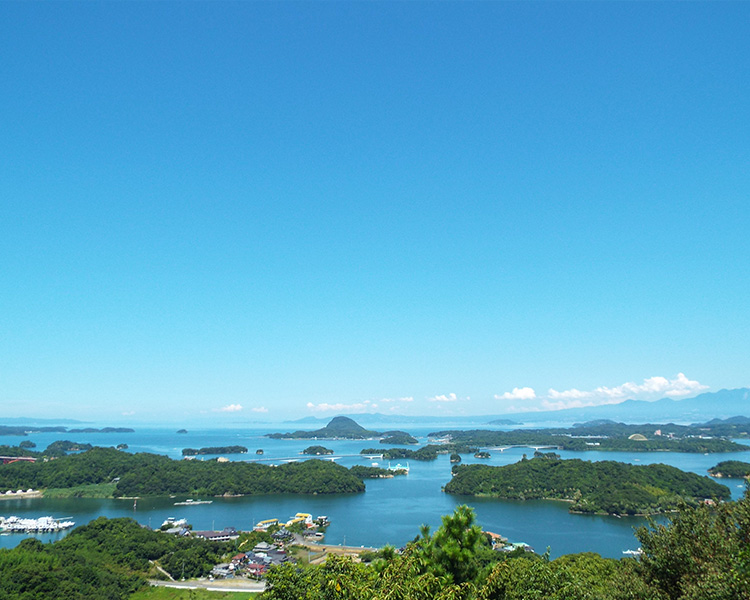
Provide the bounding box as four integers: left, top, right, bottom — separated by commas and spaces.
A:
444, 456, 730, 515
0, 425, 133, 436
0, 447, 366, 497
379, 430, 419, 445
268, 416, 381, 439
709, 460, 750, 479
68, 427, 135, 433
361, 443, 477, 461
349, 465, 406, 478
429, 421, 750, 453
181, 445, 248, 456
302, 445, 334, 455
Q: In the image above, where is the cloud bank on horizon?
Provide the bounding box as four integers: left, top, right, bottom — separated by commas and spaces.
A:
496, 373, 708, 412
300, 373, 708, 416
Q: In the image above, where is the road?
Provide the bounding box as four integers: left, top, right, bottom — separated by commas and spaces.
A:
149, 579, 266, 593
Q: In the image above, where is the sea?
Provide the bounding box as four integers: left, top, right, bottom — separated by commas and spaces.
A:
1, 424, 748, 558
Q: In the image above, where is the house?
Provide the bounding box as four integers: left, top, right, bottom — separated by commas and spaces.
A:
193, 527, 239, 542
252, 541, 274, 553
246, 562, 268, 578
211, 564, 233, 578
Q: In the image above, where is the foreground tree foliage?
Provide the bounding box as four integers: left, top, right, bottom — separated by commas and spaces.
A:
263, 493, 750, 600
1, 494, 747, 599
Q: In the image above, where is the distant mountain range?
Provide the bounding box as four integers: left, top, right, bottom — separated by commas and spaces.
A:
285, 388, 749, 428
497, 388, 750, 425
284, 414, 520, 427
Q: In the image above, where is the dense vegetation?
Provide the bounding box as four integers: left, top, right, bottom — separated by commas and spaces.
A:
262, 495, 750, 600
709, 460, 750, 478
2, 494, 750, 599
302, 445, 334, 455
349, 465, 406, 478
268, 416, 380, 440
429, 426, 749, 453
68, 427, 135, 433
0, 445, 39, 458
361, 443, 478, 461
45, 440, 94, 456
0, 517, 227, 600
445, 457, 730, 515
379, 430, 419, 445
0, 425, 133, 436
0, 448, 365, 497
0, 425, 67, 436
181, 446, 248, 456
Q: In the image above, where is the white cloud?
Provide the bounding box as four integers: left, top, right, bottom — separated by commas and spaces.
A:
495, 373, 709, 412
547, 388, 591, 400
251, 406, 269, 413
429, 393, 458, 403
381, 396, 414, 403
495, 387, 537, 401
661, 373, 709, 397
306, 401, 373, 413
121, 410, 135, 416
214, 403, 243, 413
548, 373, 708, 405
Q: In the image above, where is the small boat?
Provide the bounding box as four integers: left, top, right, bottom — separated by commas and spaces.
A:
174, 499, 213, 506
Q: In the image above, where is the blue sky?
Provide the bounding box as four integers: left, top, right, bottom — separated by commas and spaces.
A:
2, 2, 749, 424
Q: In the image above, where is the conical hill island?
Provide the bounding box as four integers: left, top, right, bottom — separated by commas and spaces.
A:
267, 416, 381, 440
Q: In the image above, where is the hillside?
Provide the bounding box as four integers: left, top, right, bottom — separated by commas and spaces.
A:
445, 457, 731, 515
267, 416, 381, 439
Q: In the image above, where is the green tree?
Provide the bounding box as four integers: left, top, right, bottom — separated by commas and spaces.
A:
417, 505, 488, 585
635, 491, 750, 600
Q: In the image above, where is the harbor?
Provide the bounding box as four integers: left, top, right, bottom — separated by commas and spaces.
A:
0, 515, 75, 534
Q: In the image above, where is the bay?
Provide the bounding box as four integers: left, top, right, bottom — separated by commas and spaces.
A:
1, 425, 748, 558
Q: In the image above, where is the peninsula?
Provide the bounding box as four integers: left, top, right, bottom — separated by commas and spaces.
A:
444, 456, 730, 515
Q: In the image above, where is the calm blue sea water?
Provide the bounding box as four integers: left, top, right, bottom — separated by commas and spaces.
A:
1, 426, 748, 558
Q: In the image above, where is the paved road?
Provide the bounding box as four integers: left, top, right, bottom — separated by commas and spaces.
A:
149, 579, 266, 593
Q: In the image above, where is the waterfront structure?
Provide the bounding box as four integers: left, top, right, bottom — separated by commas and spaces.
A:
0, 515, 75, 533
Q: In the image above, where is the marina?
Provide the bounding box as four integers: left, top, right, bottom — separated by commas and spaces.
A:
0, 515, 75, 533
